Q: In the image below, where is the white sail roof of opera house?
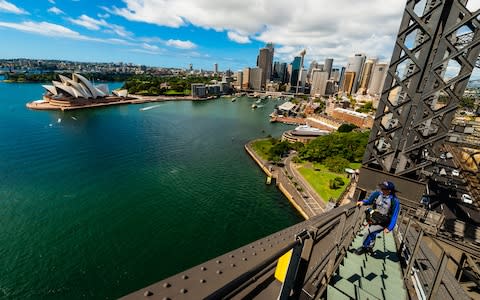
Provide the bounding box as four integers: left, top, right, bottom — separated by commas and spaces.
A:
42, 73, 109, 99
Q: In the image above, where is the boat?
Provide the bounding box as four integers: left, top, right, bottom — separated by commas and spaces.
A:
231, 97, 237, 102
256, 99, 261, 104
292, 125, 329, 136
251, 104, 258, 109
140, 104, 161, 111
266, 176, 272, 185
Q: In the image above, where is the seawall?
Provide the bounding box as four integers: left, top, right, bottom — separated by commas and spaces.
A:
244, 141, 309, 220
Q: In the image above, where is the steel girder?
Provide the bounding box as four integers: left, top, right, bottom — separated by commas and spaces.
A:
363, 0, 480, 179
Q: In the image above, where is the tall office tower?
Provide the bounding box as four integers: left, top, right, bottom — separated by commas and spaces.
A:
295, 49, 306, 94
279, 63, 287, 83
214, 63, 218, 74
330, 68, 340, 82
307, 60, 318, 83
341, 71, 356, 95
189, 63, 193, 71
345, 53, 366, 93
368, 63, 388, 96
324, 58, 333, 79
325, 80, 337, 96
242, 67, 250, 90
257, 43, 274, 89
289, 56, 302, 87
310, 69, 329, 96
235, 71, 243, 89
358, 58, 377, 95
249, 67, 262, 91
298, 68, 307, 93
338, 67, 346, 87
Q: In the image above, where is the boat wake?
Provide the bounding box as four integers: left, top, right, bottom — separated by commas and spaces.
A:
140, 105, 161, 111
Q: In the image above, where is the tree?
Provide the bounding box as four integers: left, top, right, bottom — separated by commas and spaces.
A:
337, 123, 358, 133
324, 156, 350, 173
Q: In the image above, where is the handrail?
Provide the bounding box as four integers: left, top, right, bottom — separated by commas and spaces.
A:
122, 202, 364, 299
395, 210, 472, 300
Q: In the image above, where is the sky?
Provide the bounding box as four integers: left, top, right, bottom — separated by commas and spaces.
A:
0, 0, 408, 71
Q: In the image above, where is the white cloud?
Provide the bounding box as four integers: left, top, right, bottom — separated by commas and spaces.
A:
227, 31, 250, 44
48, 0, 55, 4
69, 15, 132, 37
69, 15, 107, 30
142, 43, 159, 51
47, 6, 64, 15
109, 0, 405, 64
0, 0, 28, 14
166, 39, 196, 49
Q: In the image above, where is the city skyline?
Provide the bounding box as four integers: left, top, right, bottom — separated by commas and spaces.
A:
0, 0, 405, 70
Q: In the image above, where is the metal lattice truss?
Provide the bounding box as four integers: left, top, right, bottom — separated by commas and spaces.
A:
363, 0, 480, 178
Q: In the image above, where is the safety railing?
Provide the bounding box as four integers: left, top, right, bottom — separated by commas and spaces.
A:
121, 202, 364, 299
395, 211, 473, 300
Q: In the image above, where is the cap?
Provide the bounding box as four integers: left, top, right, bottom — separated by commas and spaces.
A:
379, 181, 396, 191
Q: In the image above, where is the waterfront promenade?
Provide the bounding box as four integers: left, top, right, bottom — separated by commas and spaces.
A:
245, 139, 357, 219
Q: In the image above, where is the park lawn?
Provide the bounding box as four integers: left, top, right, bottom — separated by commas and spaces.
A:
349, 162, 362, 170
298, 164, 350, 202
251, 139, 273, 160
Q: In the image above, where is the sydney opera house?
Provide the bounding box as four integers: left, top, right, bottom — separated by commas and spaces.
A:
27, 73, 128, 110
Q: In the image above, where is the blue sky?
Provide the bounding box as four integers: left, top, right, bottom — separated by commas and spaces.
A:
0, 0, 407, 71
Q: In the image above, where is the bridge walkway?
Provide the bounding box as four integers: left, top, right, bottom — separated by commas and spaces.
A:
327, 228, 407, 300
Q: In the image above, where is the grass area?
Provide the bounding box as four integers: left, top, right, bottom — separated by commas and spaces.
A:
251, 139, 274, 160
349, 162, 362, 170
298, 163, 350, 202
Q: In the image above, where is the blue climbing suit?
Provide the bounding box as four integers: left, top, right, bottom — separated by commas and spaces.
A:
360, 190, 400, 249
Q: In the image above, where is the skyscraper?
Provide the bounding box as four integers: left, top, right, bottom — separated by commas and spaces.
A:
368, 63, 388, 96
307, 60, 318, 83
290, 56, 302, 88
310, 69, 329, 96
257, 43, 274, 89
249, 67, 262, 91
358, 58, 377, 95
341, 71, 356, 95
345, 54, 366, 93
242, 67, 250, 90
324, 58, 333, 79
214, 63, 218, 74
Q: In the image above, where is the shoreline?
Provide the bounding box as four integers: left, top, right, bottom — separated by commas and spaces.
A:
25, 94, 216, 111
245, 140, 312, 220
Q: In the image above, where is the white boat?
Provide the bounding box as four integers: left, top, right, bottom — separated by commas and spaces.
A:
292, 125, 329, 136
251, 104, 257, 109
140, 104, 161, 111
231, 97, 237, 102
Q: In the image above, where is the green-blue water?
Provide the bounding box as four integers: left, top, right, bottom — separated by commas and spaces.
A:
0, 81, 302, 299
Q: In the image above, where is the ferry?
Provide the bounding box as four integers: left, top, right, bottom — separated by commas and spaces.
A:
292, 125, 329, 136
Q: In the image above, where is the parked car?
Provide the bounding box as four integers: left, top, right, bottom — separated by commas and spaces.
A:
452, 169, 460, 176
461, 194, 473, 204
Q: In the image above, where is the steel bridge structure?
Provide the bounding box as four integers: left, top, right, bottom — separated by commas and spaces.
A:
123, 1, 480, 299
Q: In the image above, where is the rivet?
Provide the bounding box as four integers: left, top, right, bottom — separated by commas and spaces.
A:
230, 254, 235, 258
200, 279, 206, 283
180, 288, 188, 294
231, 263, 236, 267
259, 242, 263, 245
216, 270, 223, 274
161, 297, 171, 300
242, 257, 248, 261
261, 248, 265, 251
143, 290, 153, 297
201, 266, 207, 271
250, 245, 254, 248
182, 275, 189, 280
241, 249, 245, 253
270, 244, 273, 247
163, 282, 171, 288
216, 260, 222, 264
252, 252, 257, 256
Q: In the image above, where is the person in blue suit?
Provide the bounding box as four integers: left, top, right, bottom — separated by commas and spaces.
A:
355, 181, 400, 255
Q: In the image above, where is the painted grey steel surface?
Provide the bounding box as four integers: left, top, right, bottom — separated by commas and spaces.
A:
121, 203, 364, 299
363, 0, 480, 178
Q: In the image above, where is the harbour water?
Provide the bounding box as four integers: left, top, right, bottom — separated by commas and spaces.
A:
0, 81, 302, 299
